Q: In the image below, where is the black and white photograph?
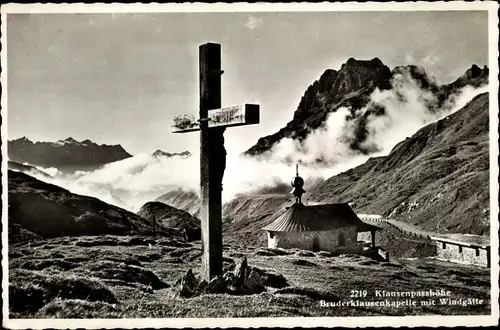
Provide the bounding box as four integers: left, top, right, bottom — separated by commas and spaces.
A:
1, 2, 499, 328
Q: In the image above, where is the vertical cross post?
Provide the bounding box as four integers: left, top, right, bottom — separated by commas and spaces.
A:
173, 43, 259, 280
199, 43, 225, 281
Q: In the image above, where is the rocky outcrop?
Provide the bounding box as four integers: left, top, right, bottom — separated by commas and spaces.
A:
244, 60, 488, 157
245, 58, 393, 156
8, 137, 132, 170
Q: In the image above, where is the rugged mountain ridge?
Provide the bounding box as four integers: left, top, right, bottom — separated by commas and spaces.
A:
245, 60, 488, 157
8, 137, 132, 170
307, 92, 490, 236
8, 161, 53, 180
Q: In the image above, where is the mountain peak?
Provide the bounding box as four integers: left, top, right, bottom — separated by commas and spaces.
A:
245, 57, 392, 156
153, 150, 172, 157
152, 149, 191, 158
64, 137, 78, 143
341, 57, 386, 70
81, 139, 96, 146
448, 64, 488, 89
392, 65, 438, 90
245, 57, 489, 157
12, 136, 31, 143
465, 64, 488, 79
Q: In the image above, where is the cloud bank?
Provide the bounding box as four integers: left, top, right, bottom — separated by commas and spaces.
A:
31, 72, 487, 212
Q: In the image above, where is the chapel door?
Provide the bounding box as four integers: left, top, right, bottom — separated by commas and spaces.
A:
338, 232, 346, 246
312, 236, 320, 252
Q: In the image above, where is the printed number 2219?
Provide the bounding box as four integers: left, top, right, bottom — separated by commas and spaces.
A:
350, 290, 368, 298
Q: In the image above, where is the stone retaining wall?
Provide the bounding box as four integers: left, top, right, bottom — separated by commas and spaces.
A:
433, 239, 490, 268
358, 214, 490, 267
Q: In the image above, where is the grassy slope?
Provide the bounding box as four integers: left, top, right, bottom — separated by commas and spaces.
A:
8, 161, 54, 180
7, 170, 156, 240
137, 201, 200, 230
8, 235, 490, 318
155, 189, 290, 247
155, 189, 201, 217
308, 93, 490, 235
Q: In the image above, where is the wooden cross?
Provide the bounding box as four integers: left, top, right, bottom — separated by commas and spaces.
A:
173, 43, 260, 281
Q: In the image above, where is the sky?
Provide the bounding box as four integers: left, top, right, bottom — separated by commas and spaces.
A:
6, 10, 489, 156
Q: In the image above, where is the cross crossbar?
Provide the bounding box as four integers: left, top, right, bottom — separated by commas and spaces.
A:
172, 104, 260, 133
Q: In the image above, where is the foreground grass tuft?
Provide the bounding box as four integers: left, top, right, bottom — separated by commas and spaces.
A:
9, 269, 118, 315
83, 260, 169, 290
36, 299, 121, 318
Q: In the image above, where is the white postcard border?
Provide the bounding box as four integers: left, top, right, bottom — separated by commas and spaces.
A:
1, 2, 498, 328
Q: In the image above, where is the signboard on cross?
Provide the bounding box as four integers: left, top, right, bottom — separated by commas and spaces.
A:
173, 104, 260, 133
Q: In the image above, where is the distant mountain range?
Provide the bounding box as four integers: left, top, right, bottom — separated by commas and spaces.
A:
7, 137, 192, 171
8, 137, 132, 170
7, 170, 152, 241
244, 60, 488, 157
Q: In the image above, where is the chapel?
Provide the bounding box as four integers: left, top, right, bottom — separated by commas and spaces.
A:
262, 167, 382, 254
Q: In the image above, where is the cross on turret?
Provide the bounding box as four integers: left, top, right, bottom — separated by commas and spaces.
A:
291, 163, 306, 204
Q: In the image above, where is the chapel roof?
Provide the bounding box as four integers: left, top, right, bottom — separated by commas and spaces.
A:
262, 202, 381, 233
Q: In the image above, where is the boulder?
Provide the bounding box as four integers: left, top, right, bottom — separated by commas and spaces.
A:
223, 271, 237, 287
223, 263, 235, 273
316, 251, 334, 257
205, 276, 226, 294
243, 270, 265, 294
197, 279, 208, 293
254, 249, 276, 256
233, 256, 249, 285
176, 269, 199, 298
295, 250, 315, 257
252, 267, 289, 288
